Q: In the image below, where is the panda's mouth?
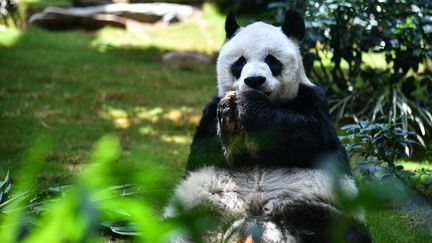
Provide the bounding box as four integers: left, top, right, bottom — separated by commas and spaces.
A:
249, 88, 272, 97
237, 86, 272, 97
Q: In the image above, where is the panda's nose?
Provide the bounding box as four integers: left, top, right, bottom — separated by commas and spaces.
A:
244, 76, 266, 89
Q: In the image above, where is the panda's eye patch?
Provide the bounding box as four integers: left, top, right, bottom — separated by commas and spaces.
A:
230, 56, 246, 79
265, 55, 283, 76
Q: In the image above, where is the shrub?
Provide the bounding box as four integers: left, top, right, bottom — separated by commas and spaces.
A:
341, 118, 432, 197
268, 0, 432, 150
0, 135, 216, 242
0, 0, 20, 26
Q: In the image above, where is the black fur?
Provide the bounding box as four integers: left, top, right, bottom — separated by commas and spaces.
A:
278, 203, 371, 243
186, 96, 226, 171
282, 10, 306, 41
265, 54, 283, 76
186, 84, 351, 174
225, 11, 240, 39
230, 56, 247, 79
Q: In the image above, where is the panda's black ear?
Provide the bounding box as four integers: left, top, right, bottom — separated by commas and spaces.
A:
225, 11, 240, 39
282, 10, 305, 41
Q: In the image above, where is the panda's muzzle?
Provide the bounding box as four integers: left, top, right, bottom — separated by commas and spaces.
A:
244, 76, 266, 89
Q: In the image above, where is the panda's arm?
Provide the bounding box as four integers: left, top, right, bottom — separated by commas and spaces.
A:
237, 86, 349, 170
185, 96, 227, 172
237, 86, 330, 139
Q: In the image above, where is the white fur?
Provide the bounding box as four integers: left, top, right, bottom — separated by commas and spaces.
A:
216, 22, 314, 102
223, 219, 296, 243
167, 167, 358, 217
165, 166, 364, 242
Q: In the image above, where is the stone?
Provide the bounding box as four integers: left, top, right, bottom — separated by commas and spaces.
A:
162, 51, 212, 64
99, 3, 196, 23
162, 51, 212, 70
28, 7, 128, 30
28, 3, 196, 30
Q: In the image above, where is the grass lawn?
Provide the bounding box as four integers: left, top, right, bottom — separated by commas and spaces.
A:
0, 3, 225, 184
1, 3, 431, 242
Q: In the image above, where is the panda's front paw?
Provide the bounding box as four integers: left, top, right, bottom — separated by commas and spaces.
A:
217, 91, 242, 138
217, 91, 247, 165
236, 89, 268, 125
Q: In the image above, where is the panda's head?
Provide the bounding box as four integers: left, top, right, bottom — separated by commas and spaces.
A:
216, 10, 313, 102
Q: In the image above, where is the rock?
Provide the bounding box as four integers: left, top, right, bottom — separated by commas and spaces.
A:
28, 3, 196, 30
101, 3, 196, 23
28, 7, 129, 30
162, 51, 212, 70
163, 51, 212, 64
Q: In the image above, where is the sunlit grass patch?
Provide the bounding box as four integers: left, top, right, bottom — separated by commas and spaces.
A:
92, 3, 225, 54
0, 28, 22, 46
398, 160, 432, 171
397, 160, 432, 185
312, 49, 388, 71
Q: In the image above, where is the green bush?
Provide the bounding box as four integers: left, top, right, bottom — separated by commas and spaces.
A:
340, 118, 432, 197
0, 135, 216, 242
268, 0, 432, 151
0, 0, 20, 26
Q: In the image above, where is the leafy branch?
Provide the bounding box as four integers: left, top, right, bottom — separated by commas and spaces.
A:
340, 118, 418, 181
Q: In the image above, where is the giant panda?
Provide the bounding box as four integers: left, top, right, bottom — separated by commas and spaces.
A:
164, 10, 371, 243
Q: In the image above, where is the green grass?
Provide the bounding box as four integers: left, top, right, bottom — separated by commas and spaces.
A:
20, 0, 72, 10
0, 5, 225, 184
367, 209, 432, 243
1, 4, 432, 242
399, 160, 432, 171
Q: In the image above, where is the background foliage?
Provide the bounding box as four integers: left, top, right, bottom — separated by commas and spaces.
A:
341, 119, 432, 198
266, 0, 432, 153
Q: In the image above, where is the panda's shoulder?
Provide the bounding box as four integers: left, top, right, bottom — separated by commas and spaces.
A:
297, 83, 326, 100
289, 84, 327, 108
